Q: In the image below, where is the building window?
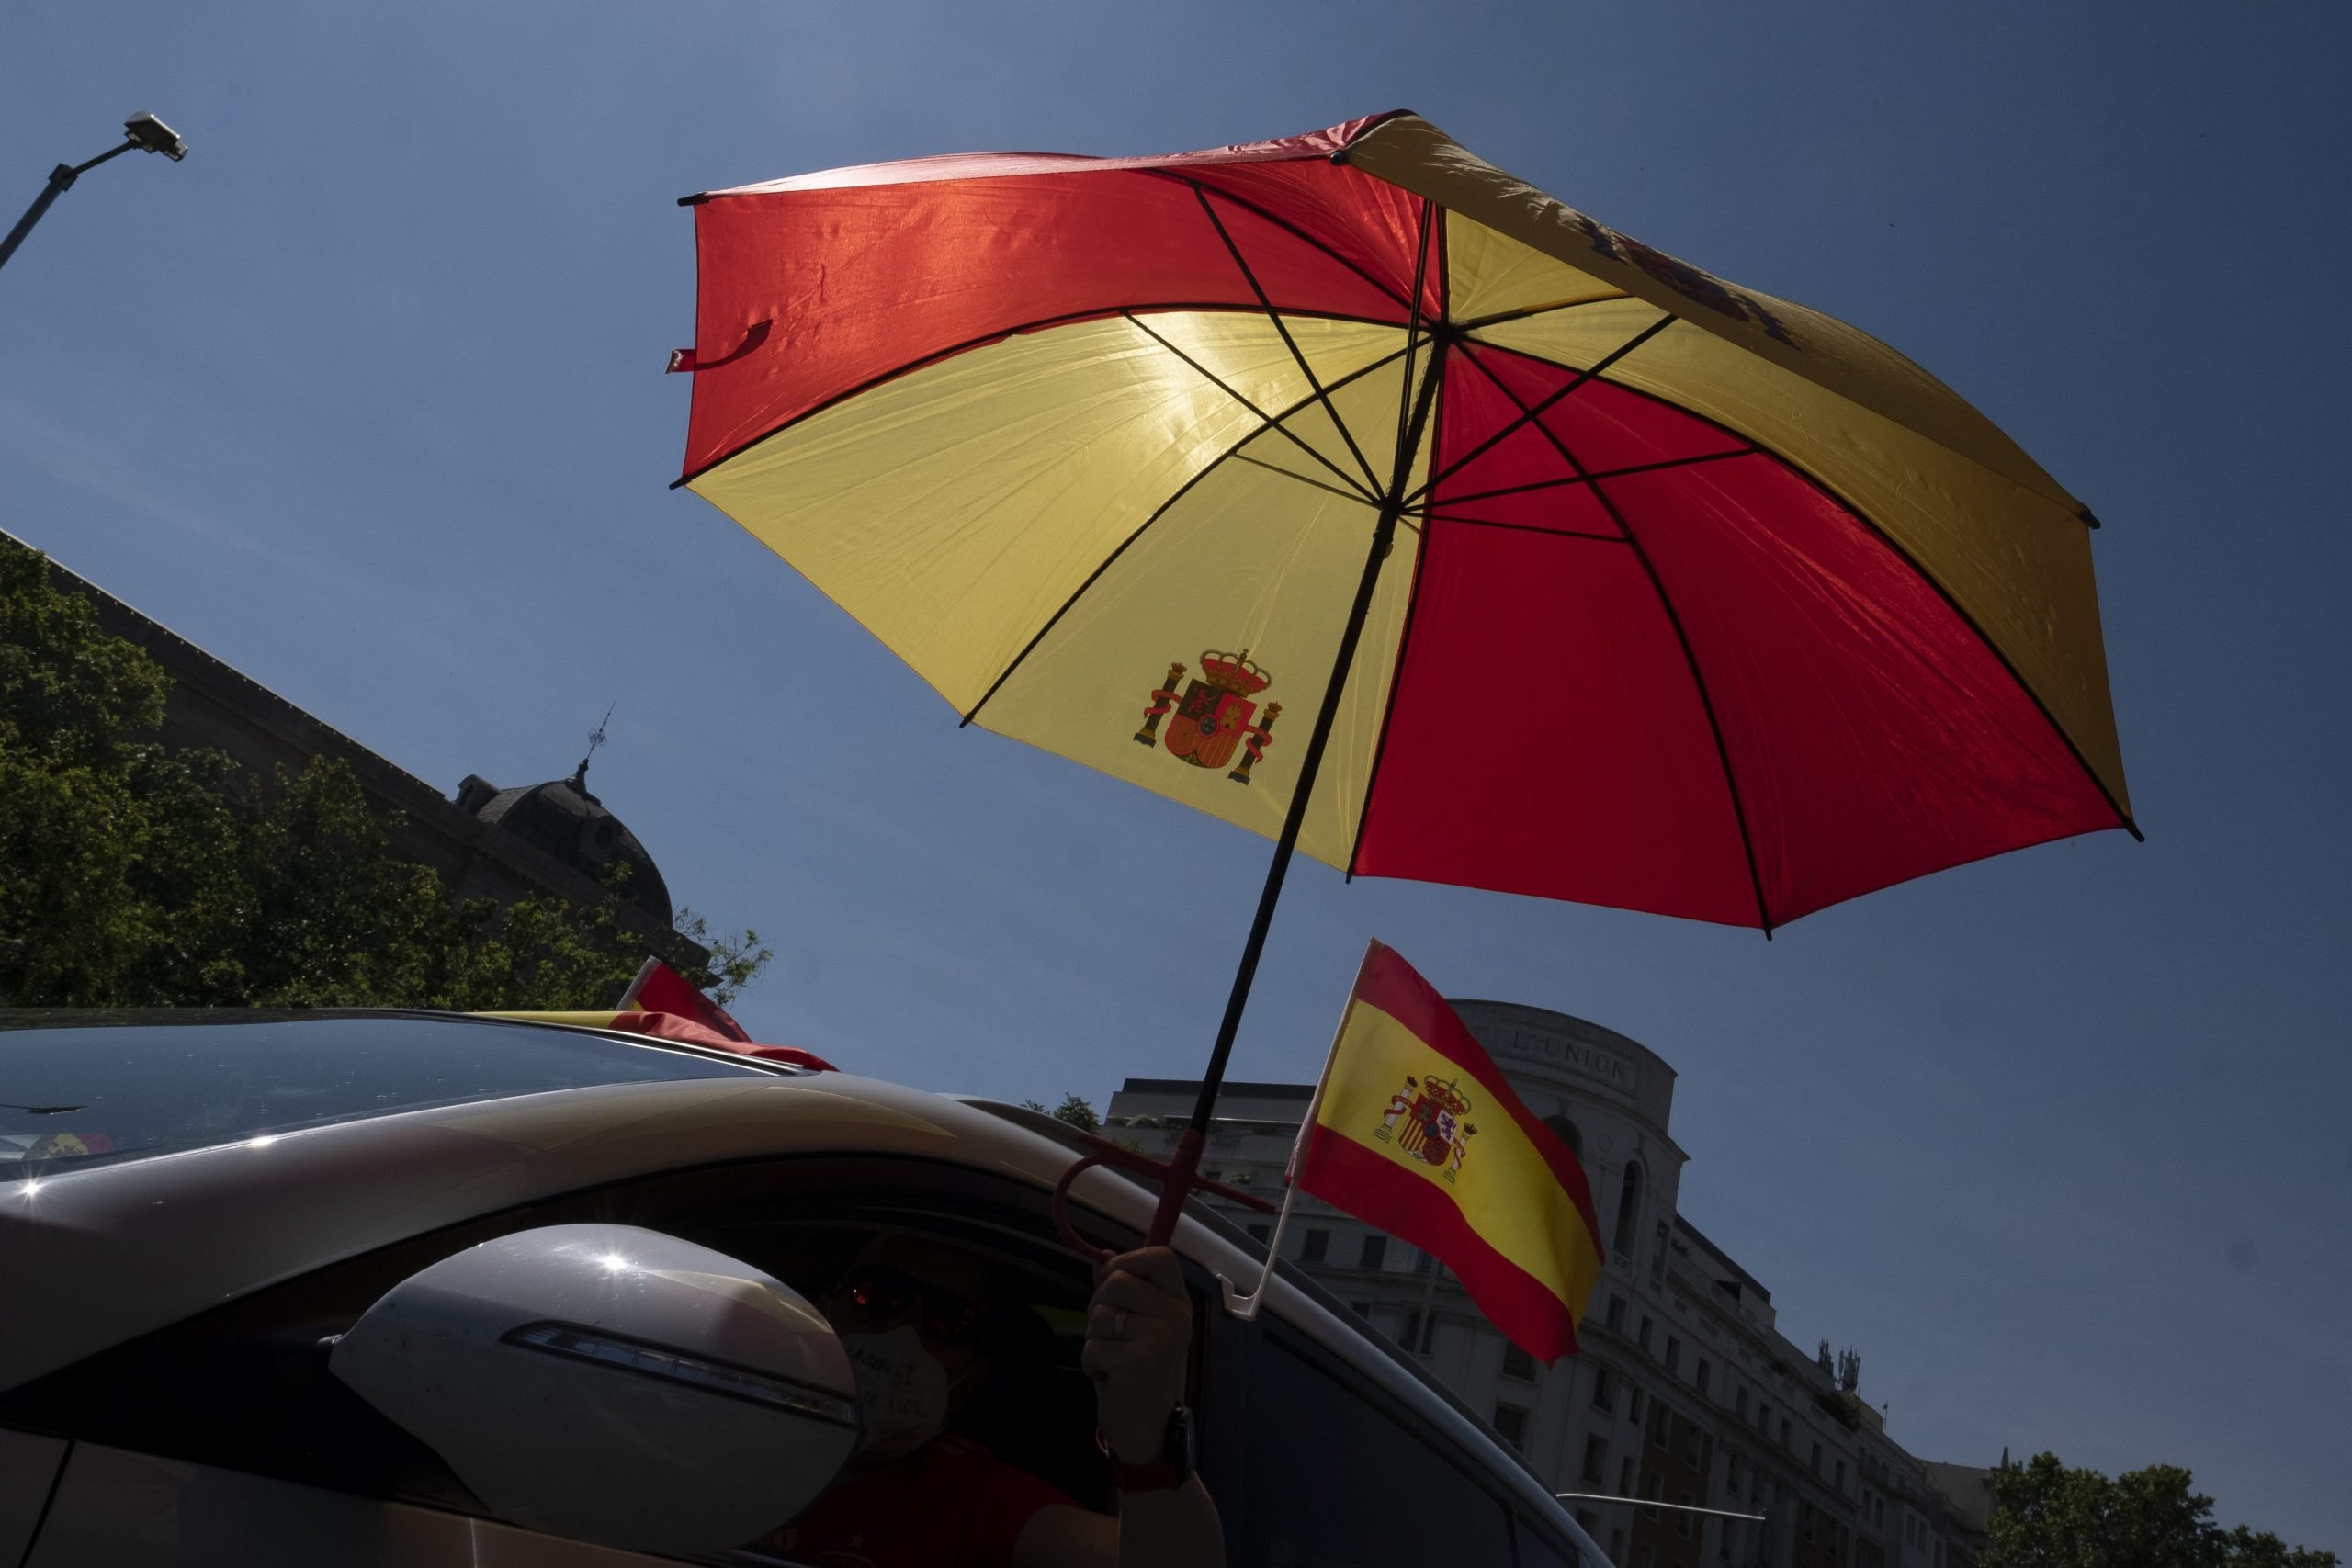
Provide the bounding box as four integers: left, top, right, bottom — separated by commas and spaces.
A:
1492, 1404, 1528, 1450
1697, 1359, 1712, 1396
1247, 1222, 1271, 1244
1642, 1472, 1664, 1520
1544, 1113, 1583, 1156
1591, 1367, 1618, 1412
1736, 1385, 1748, 1418
1835, 1459, 1846, 1492
1630, 1387, 1646, 1423
1607, 1293, 1628, 1332
1639, 1316, 1655, 1353
1360, 1234, 1387, 1269
1666, 1336, 1681, 1373
1811, 1440, 1822, 1473
1349, 1299, 1373, 1321
1502, 1343, 1537, 1381
1678, 1491, 1696, 1539
1614, 1159, 1645, 1256
1401, 1308, 1435, 1355
1412, 1247, 1435, 1276
1611, 1529, 1625, 1564
1619, 1456, 1634, 1496
1300, 1228, 1329, 1263
1651, 1406, 1672, 1450
1781, 1418, 1791, 1449
1582, 1435, 1609, 1483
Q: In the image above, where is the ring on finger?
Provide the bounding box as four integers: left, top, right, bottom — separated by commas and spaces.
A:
1112, 1308, 1129, 1339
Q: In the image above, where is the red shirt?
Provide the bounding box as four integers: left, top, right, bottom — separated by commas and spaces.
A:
760, 1434, 1077, 1568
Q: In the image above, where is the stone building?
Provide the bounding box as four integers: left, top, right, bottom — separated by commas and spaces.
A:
16, 531, 701, 964
1105, 1001, 1985, 1568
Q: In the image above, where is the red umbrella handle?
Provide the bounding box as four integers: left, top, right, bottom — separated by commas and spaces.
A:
1049, 1128, 1276, 1261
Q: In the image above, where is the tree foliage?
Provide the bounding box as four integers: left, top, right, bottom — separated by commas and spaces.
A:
1022, 1094, 1102, 1133
1982, 1453, 2335, 1568
0, 538, 768, 1010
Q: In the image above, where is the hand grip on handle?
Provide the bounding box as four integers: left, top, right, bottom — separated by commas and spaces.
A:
1049, 1127, 1275, 1259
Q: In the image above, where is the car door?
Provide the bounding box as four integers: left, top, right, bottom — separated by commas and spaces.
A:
1, 1149, 1170, 1566
1201, 1307, 1601, 1568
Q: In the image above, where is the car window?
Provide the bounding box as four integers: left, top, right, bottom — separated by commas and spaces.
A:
1514, 1513, 1595, 1568
0, 1013, 773, 1174
1220, 1326, 1517, 1568
0, 1152, 1165, 1562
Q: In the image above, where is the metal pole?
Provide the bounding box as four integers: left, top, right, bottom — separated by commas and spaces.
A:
1219, 939, 1377, 1318
0, 141, 140, 275
1554, 1494, 1767, 1524
1142, 344, 1448, 1247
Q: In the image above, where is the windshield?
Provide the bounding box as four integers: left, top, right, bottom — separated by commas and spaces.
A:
0, 1012, 775, 1176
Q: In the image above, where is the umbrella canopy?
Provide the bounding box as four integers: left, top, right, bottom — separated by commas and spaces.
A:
674, 111, 2132, 934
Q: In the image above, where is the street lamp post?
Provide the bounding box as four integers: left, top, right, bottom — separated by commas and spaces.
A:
0, 112, 187, 275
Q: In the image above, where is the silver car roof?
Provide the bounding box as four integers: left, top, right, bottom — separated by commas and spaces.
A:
0, 1015, 1589, 1551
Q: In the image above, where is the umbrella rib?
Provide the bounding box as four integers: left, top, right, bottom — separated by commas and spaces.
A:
1191, 182, 1387, 496
1453, 343, 1777, 933
1388, 200, 1437, 494
1468, 339, 2143, 842
1456, 293, 1637, 332
1438, 446, 1755, 506
1122, 311, 1378, 503
1344, 211, 1446, 880
673, 300, 1408, 490
956, 344, 1418, 730
1229, 451, 1380, 506
1417, 514, 1630, 544
1402, 311, 1678, 508
1135, 169, 1416, 316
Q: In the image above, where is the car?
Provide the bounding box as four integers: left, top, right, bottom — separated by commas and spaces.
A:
0, 1009, 1604, 1566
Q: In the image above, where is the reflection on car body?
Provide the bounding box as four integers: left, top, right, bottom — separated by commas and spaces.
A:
0, 1011, 1602, 1566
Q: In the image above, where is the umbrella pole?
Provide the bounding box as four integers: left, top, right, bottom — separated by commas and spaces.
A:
1145, 347, 1447, 1248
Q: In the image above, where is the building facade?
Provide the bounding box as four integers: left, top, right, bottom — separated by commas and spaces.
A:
1106, 1001, 1986, 1568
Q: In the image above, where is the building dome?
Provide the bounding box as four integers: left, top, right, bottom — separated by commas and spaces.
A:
453, 764, 673, 927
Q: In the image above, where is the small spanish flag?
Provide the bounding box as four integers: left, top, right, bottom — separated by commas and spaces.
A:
1292, 941, 1604, 1363
480, 960, 835, 1070
619, 956, 752, 1042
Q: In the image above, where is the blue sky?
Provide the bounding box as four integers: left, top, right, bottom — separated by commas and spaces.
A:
5, 0, 2346, 1550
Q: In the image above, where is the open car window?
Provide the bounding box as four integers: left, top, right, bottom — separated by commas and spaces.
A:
0, 1012, 774, 1174
0, 1153, 1188, 1563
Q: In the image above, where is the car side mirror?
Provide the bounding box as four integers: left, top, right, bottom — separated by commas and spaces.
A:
331, 1223, 859, 1556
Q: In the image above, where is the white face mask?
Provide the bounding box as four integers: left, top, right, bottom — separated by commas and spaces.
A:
841, 1325, 963, 1462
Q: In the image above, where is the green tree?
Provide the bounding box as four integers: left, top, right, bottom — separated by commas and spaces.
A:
1021, 1094, 1102, 1133
0, 538, 767, 1010
1982, 1453, 2335, 1568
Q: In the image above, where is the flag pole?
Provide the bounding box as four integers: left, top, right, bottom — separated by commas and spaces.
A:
616, 954, 660, 1010
1218, 941, 1378, 1319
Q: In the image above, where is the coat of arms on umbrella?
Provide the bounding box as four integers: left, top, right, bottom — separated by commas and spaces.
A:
1373, 1072, 1477, 1185
1133, 649, 1283, 784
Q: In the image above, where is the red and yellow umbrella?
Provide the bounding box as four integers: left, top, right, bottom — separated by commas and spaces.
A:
671, 111, 2133, 1237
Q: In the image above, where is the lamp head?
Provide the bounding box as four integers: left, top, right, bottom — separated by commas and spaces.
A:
123, 113, 187, 161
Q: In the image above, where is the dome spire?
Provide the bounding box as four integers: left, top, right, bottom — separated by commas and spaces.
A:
570, 704, 614, 798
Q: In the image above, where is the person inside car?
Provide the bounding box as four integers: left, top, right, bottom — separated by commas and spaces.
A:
763, 1233, 1225, 1568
